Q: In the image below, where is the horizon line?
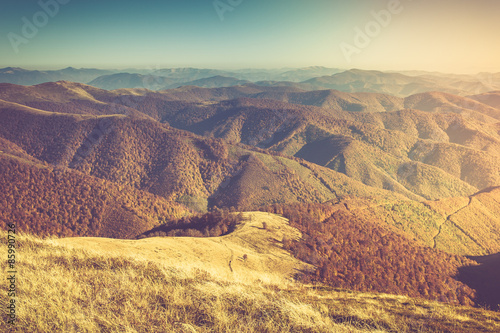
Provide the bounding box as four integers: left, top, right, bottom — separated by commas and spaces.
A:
1, 65, 498, 76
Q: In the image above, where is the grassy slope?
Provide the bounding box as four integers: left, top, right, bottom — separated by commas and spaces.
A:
54, 212, 312, 286
2, 213, 500, 332
337, 187, 500, 256
427, 187, 500, 255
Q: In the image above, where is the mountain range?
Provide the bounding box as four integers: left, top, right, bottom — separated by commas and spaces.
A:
3, 66, 500, 97
1, 69, 499, 323
1, 81, 498, 202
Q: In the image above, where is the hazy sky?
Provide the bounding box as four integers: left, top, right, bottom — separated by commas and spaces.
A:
0, 0, 499, 73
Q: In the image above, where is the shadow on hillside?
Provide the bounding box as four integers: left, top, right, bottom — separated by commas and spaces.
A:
294, 135, 350, 170
456, 253, 500, 311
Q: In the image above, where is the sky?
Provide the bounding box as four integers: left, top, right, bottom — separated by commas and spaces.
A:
0, 0, 499, 73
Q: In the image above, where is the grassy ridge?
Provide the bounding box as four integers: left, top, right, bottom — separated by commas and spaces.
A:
2, 231, 500, 332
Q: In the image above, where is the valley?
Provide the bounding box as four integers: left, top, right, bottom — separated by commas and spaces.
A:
1, 67, 499, 332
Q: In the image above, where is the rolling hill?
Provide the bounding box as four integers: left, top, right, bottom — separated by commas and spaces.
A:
0, 152, 189, 239
0, 100, 409, 238
0, 82, 498, 244
404, 91, 500, 122
1, 76, 500, 331
56, 212, 312, 285
1, 81, 498, 203
469, 91, 500, 110
137, 96, 497, 200
2, 83, 497, 257
170, 75, 251, 89
278, 69, 500, 96
2, 213, 500, 332
87, 73, 181, 90
301, 69, 464, 96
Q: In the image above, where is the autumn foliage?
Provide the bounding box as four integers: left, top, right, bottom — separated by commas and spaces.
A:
260, 203, 478, 306
0, 155, 188, 239
138, 208, 245, 238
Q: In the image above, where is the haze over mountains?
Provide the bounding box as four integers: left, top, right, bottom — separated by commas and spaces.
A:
1, 67, 500, 319
0, 66, 342, 88
2, 66, 500, 96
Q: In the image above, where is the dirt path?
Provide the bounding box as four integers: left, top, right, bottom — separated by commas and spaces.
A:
432, 196, 479, 249
53, 212, 313, 284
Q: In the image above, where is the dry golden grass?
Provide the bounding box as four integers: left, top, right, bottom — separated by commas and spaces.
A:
1, 214, 500, 332
53, 212, 313, 287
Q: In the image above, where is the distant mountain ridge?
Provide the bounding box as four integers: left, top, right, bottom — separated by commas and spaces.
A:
0, 66, 342, 87
0, 67, 115, 86
3, 67, 500, 96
